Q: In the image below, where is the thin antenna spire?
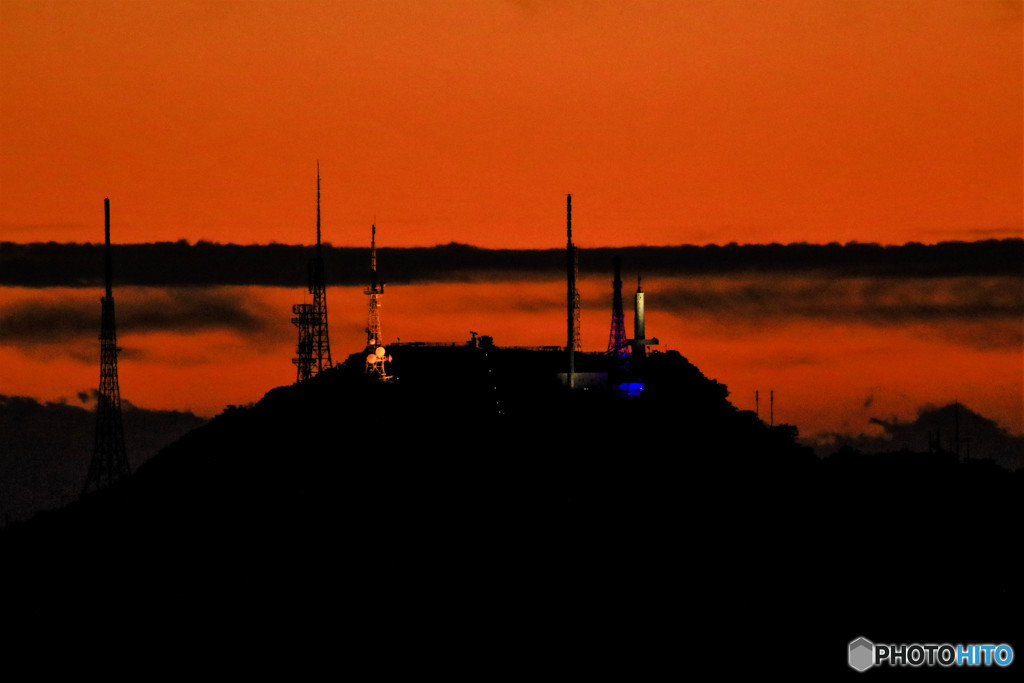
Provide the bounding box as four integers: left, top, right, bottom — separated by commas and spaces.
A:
370, 222, 378, 291
83, 197, 129, 495
316, 160, 322, 255
567, 193, 572, 242
104, 198, 112, 299
293, 162, 332, 380
566, 193, 580, 387
365, 221, 390, 380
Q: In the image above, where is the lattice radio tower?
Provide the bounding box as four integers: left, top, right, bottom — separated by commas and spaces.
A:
293, 162, 333, 381
291, 302, 314, 382
606, 255, 629, 357
82, 198, 130, 495
364, 222, 392, 379
365, 223, 383, 349
566, 194, 581, 387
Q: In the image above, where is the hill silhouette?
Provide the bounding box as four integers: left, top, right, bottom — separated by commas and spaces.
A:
0, 394, 206, 525
2, 344, 1019, 673
821, 403, 1024, 472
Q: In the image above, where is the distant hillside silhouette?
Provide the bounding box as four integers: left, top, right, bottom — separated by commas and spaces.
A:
0, 394, 205, 525
822, 402, 1024, 472
2, 346, 1020, 672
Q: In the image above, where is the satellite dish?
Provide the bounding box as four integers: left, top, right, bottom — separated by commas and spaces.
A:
375, 346, 386, 357
366, 354, 377, 364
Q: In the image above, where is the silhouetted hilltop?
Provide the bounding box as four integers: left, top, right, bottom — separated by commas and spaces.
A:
2, 345, 1019, 672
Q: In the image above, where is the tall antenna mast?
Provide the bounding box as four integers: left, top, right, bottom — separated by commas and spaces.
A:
370, 222, 378, 292
566, 194, 580, 388
365, 222, 383, 347
316, 161, 322, 258
104, 201, 112, 299
83, 198, 130, 495
293, 161, 332, 380
364, 222, 391, 380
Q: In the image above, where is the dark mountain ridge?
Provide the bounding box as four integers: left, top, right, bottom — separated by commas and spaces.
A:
2, 344, 1019, 673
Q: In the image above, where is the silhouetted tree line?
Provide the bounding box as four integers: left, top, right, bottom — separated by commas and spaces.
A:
1, 238, 1020, 287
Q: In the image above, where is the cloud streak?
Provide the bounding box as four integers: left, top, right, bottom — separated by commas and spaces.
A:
2, 245, 1020, 353
1, 239, 1021, 287
456, 272, 1024, 349
654, 276, 1023, 323
0, 288, 273, 344
652, 275, 1023, 350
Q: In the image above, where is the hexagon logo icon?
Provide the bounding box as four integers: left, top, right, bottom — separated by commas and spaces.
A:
849, 637, 875, 672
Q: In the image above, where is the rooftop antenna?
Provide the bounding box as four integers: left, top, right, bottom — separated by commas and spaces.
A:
82, 198, 130, 495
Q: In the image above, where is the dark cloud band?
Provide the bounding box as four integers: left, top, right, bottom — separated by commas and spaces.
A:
0, 288, 271, 343
1, 239, 1021, 287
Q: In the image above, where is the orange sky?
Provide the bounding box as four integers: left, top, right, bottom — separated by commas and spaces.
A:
1, 0, 1020, 248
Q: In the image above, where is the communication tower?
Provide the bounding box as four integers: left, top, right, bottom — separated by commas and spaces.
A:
566, 194, 581, 388
293, 162, 333, 380
364, 223, 392, 380
291, 303, 314, 382
606, 255, 629, 357
629, 275, 659, 358
82, 198, 130, 495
